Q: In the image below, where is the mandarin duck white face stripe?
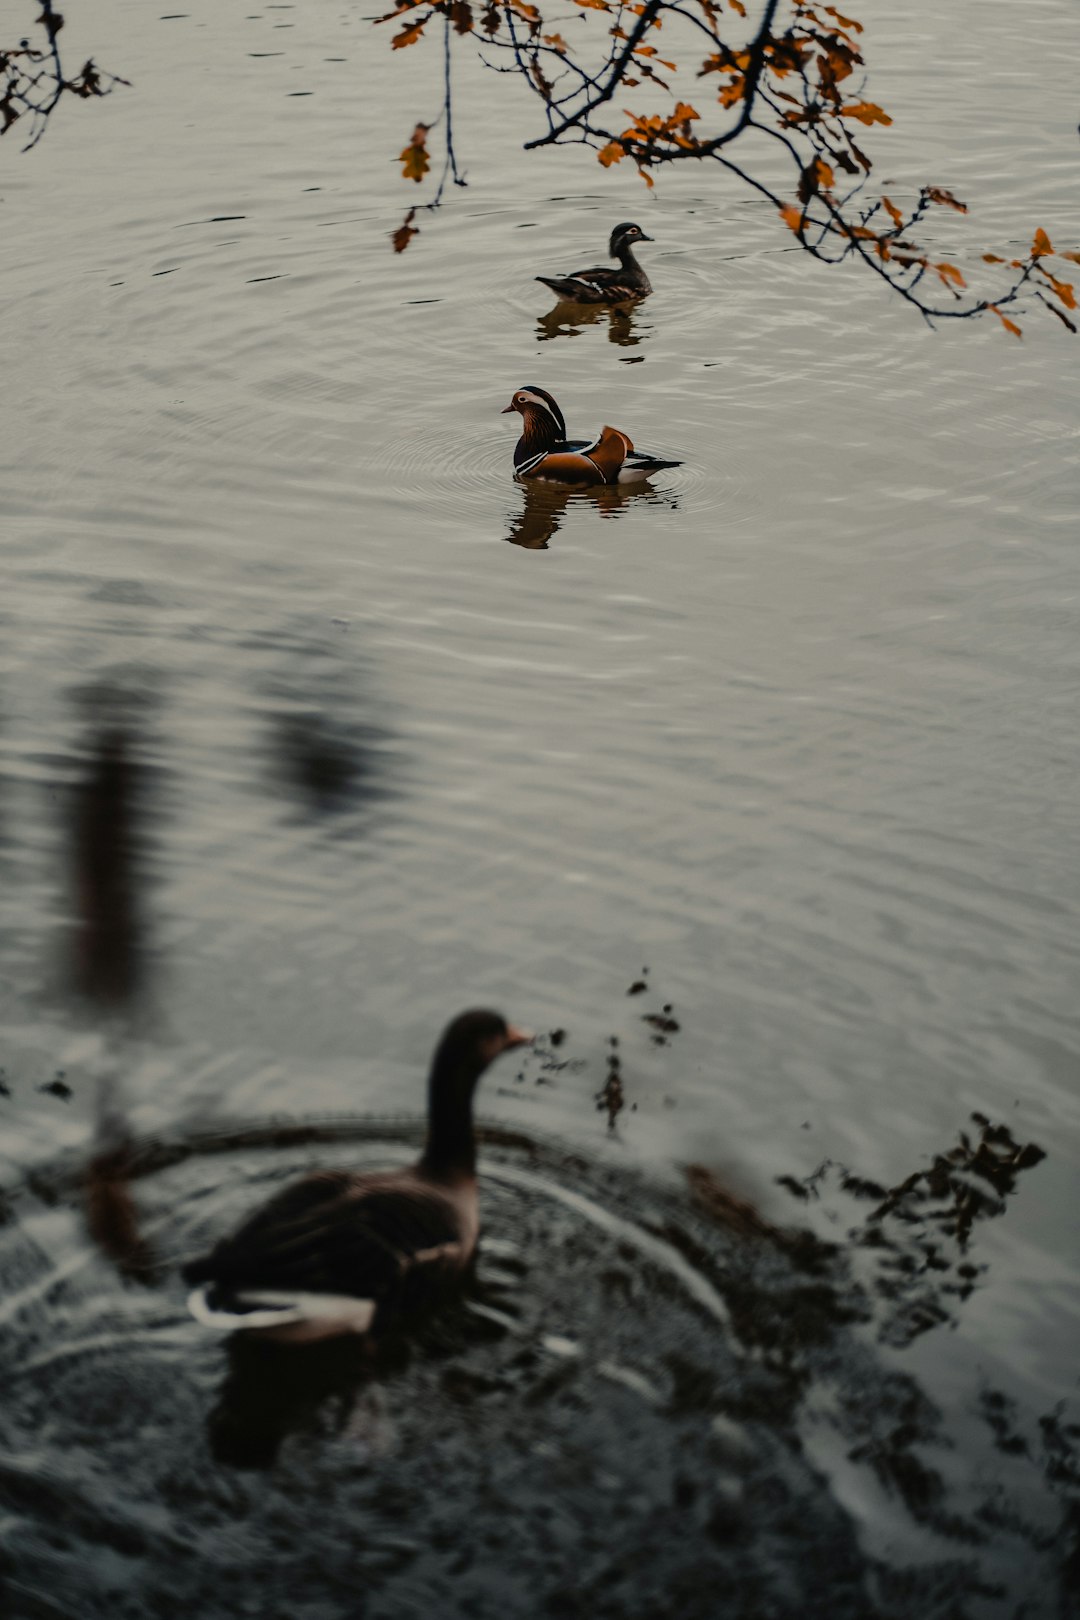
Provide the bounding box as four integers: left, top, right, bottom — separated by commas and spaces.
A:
516, 386, 567, 439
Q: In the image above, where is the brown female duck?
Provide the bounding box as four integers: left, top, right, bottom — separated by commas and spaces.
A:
536, 222, 655, 304
184, 1010, 530, 1342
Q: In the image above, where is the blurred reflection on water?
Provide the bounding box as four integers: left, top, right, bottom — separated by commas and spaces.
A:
535, 299, 651, 346
67, 695, 150, 1010
504, 478, 679, 550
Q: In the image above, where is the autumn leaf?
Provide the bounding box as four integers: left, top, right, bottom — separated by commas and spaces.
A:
449, 0, 473, 32
597, 140, 626, 166
1058, 251, 1080, 265
839, 101, 892, 126
935, 261, 967, 290
1031, 227, 1053, 258
573, 0, 611, 9
989, 304, 1022, 338
1039, 269, 1076, 309
798, 155, 834, 202
399, 123, 430, 182
542, 32, 568, 53
882, 195, 903, 228
637, 166, 655, 187
392, 17, 428, 48
391, 209, 419, 252
779, 204, 804, 234
823, 5, 863, 31
982, 253, 1004, 264
924, 186, 967, 213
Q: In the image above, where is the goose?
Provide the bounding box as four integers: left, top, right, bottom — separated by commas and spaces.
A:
184, 1009, 530, 1342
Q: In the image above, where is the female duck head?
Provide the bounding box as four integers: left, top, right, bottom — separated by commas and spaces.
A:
609, 222, 653, 259
422, 1008, 531, 1177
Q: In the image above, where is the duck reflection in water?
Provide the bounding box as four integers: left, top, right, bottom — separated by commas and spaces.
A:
504, 478, 678, 551
535, 299, 647, 348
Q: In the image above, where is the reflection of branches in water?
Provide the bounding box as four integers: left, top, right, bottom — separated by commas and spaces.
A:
504, 478, 677, 551
536, 299, 647, 347
776, 1113, 1047, 1347
1, 0, 128, 150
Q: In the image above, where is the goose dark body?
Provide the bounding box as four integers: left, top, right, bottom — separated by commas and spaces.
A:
184, 1010, 529, 1341
536, 223, 654, 305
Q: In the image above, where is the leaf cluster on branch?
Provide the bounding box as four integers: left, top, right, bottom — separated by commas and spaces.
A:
381, 0, 1077, 333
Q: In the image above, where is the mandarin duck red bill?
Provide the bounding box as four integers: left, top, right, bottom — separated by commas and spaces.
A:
536, 222, 654, 305
502, 386, 682, 487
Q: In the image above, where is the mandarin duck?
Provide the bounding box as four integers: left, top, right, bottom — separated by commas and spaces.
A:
503, 386, 681, 486
536, 222, 654, 304
184, 1010, 531, 1343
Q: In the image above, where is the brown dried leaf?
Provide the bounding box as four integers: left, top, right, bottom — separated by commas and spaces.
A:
839, 101, 892, 126
391, 209, 419, 252
924, 185, 968, 213
391, 17, 428, 48
989, 304, 1022, 338
399, 124, 430, 182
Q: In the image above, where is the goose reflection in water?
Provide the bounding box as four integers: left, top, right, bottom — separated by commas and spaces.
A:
504, 478, 678, 551
535, 299, 648, 348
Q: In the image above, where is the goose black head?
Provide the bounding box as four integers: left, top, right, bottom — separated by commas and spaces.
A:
501, 386, 567, 440
609, 222, 653, 258
430, 1008, 532, 1098
423, 1010, 532, 1177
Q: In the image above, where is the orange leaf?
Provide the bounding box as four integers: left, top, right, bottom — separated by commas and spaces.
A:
637, 166, 655, 188
671, 102, 700, 122
597, 140, 625, 167
399, 125, 430, 183
882, 195, 903, 228
1032, 227, 1053, 258
982, 253, 1004, 264
935, 261, 966, 289
391, 18, 427, 48
1058, 251, 1080, 265
573, 0, 611, 9
823, 5, 863, 30
1039, 270, 1077, 309
989, 304, 1022, 338
839, 101, 892, 126
779, 204, 803, 234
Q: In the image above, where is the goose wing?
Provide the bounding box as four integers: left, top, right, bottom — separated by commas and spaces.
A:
183, 1171, 464, 1302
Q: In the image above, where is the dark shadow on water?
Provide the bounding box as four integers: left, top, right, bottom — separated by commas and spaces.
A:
256, 621, 397, 822
536, 299, 649, 347
208, 1272, 515, 1469
67, 689, 156, 1010
504, 478, 678, 551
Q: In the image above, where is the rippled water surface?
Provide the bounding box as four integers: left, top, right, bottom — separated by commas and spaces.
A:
1, 0, 1078, 1614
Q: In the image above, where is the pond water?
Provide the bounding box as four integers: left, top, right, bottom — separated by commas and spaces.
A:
0, 0, 1078, 1614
